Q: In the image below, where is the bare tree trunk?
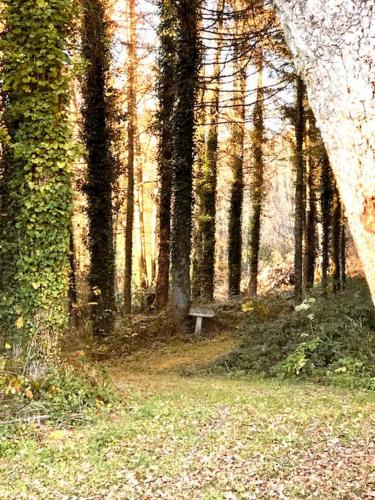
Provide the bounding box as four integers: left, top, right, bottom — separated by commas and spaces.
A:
274, 0, 375, 304
294, 76, 305, 303
124, 0, 136, 314
248, 52, 265, 297
150, 185, 158, 286
136, 151, 148, 290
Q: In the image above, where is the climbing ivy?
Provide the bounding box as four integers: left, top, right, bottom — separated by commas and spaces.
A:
0, 0, 76, 376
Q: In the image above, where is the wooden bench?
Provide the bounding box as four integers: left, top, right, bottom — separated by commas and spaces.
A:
189, 307, 215, 335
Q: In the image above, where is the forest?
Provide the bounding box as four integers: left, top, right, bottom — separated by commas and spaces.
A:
0, 0, 375, 497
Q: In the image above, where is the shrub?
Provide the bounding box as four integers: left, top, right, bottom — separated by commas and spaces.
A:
217, 279, 375, 389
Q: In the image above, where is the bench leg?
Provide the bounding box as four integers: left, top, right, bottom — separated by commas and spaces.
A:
194, 316, 203, 335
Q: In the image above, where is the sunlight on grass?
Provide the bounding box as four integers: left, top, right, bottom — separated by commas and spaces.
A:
1, 348, 375, 498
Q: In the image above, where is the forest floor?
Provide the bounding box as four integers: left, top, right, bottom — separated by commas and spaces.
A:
1, 332, 375, 499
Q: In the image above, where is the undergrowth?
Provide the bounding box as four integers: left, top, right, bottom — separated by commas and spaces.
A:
0, 362, 117, 426
216, 279, 375, 389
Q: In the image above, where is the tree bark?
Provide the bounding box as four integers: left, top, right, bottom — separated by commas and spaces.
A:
228, 33, 246, 298
274, 0, 375, 304
124, 0, 136, 314
294, 76, 305, 303
332, 182, 342, 292
339, 211, 347, 289
196, 0, 224, 301
155, 0, 177, 310
248, 52, 265, 297
192, 83, 206, 300
303, 109, 318, 289
170, 0, 199, 320
83, 0, 116, 335
320, 150, 332, 296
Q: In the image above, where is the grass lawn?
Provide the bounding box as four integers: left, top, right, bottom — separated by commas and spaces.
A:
1, 335, 375, 499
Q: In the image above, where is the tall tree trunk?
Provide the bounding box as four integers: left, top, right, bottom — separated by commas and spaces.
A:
68, 225, 78, 327
150, 185, 159, 286
332, 182, 342, 292
136, 143, 148, 290
294, 76, 305, 303
339, 211, 347, 289
191, 82, 206, 300
228, 36, 246, 298
170, 0, 200, 320
155, 0, 177, 310
274, 0, 375, 305
320, 150, 332, 295
1, 0, 74, 376
195, 0, 224, 302
124, 0, 137, 314
83, 0, 116, 336
248, 52, 265, 297
303, 110, 317, 289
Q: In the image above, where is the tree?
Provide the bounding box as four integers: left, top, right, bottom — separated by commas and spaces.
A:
293, 76, 305, 302
123, 0, 137, 314
82, 0, 116, 334
0, 0, 75, 376
274, 0, 375, 304
303, 109, 318, 289
320, 150, 332, 295
228, 6, 247, 298
195, 0, 224, 302
170, 0, 200, 320
155, 0, 177, 310
248, 50, 265, 296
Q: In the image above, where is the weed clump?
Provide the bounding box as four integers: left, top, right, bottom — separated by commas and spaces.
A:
0, 362, 117, 426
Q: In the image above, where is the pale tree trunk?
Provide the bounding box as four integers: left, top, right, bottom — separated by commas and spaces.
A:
273, 0, 375, 304
136, 138, 148, 290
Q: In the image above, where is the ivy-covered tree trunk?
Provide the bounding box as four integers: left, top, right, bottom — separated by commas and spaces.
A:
155, 0, 177, 310
228, 41, 246, 298
0, 0, 75, 376
195, 0, 224, 302
339, 212, 347, 289
82, 0, 116, 335
191, 82, 207, 300
332, 182, 342, 293
320, 150, 332, 295
248, 53, 265, 297
293, 76, 305, 303
274, 0, 375, 305
170, 0, 200, 320
303, 109, 318, 289
124, 0, 137, 314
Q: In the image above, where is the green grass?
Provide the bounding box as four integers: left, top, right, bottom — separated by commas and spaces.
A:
1, 337, 375, 498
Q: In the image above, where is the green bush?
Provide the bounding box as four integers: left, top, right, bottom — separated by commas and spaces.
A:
217, 279, 375, 389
